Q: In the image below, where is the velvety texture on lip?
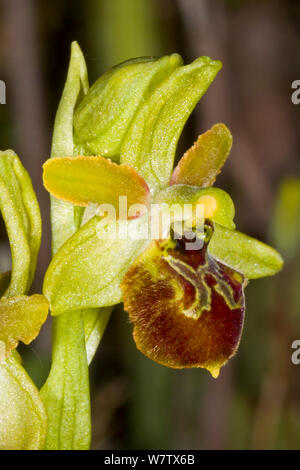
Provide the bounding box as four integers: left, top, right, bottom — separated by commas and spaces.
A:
122, 222, 246, 378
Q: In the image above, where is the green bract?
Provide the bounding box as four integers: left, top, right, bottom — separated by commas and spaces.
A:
0, 352, 47, 450
44, 216, 149, 315
0, 150, 41, 296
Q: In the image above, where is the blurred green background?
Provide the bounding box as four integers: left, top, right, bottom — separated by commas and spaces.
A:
0, 0, 300, 450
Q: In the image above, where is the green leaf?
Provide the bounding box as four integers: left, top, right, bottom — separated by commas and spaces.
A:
12, 155, 42, 287
43, 155, 150, 215
73, 54, 182, 158
43, 41, 92, 450
120, 56, 222, 193
170, 123, 233, 187
0, 295, 48, 359
50, 41, 89, 254
271, 177, 300, 259
209, 224, 283, 279
40, 312, 90, 450
155, 185, 236, 230
51, 43, 89, 160
0, 352, 47, 450
43, 216, 149, 315
84, 307, 112, 365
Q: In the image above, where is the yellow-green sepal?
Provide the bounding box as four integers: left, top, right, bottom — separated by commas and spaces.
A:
73, 54, 182, 159
121, 56, 222, 193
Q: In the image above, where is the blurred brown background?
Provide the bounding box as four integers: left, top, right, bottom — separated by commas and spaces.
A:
0, 0, 300, 450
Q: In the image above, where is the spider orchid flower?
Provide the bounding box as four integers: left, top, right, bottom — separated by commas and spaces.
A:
42, 122, 283, 378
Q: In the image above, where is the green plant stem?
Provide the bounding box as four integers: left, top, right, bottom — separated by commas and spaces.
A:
41, 312, 90, 449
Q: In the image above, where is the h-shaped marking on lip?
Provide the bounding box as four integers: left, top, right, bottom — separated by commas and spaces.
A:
163, 253, 243, 320
163, 255, 211, 319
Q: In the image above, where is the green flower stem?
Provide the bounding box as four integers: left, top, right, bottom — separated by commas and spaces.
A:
41, 312, 90, 449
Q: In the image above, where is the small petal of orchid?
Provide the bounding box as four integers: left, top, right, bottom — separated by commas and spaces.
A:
170, 123, 232, 187
121, 222, 245, 377
43, 156, 150, 219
